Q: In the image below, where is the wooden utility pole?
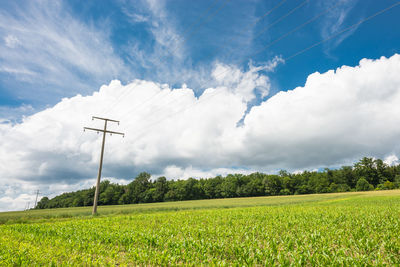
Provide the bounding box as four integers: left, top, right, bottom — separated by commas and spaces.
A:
34, 190, 40, 208
84, 116, 124, 215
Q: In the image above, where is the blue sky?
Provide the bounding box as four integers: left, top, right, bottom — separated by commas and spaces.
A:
1, 0, 399, 112
1, 0, 400, 211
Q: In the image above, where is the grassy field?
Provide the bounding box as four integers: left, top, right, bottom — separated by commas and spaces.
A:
1, 190, 399, 265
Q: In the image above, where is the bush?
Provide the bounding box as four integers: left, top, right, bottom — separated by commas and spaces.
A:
356, 178, 374, 191
383, 181, 395, 190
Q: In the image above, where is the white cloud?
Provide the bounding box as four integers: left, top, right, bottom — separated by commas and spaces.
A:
0, 54, 400, 211
0, 104, 35, 123
122, 0, 184, 62
160, 165, 254, 180
0, 0, 131, 102
121, 0, 222, 92
126, 13, 149, 23
318, 0, 360, 52
4, 34, 20, 48
238, 54, 400, 169
384, 155, 399, 167
212, 56, 284, 101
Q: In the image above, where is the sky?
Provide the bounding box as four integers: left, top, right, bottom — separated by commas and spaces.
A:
0, 0, 400, 211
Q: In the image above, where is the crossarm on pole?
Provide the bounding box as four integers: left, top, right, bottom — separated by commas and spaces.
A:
84, 127, 125, 137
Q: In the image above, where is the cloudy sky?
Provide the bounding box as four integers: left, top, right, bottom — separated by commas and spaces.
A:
0, 0, 400, 211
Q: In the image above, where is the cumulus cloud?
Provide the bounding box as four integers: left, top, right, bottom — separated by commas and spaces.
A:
238, 54, 400, 169
1, 54, 400, 211
211, 56, 284, 102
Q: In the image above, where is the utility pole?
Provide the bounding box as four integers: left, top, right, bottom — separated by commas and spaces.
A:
34, 190, 40, 208
84, 116, 124, 215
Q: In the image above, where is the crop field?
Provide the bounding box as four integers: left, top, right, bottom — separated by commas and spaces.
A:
1, 190, 400, 266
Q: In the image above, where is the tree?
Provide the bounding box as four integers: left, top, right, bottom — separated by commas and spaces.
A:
356, 177, 374, 191
153, 176, 168, 202
36, 196, 49, 209
220, 174, 239, 198
394, 175, 400, 188
35, 156, 400, 209
354, 157, 379, 186
202, 176, 223, 199
264, 175, 282, 196
340, 166, 357, 188
184, 178, 204, 200
127, 172, 152, 203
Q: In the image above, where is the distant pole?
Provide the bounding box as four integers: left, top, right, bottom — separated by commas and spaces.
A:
27, 202, 30, 210
84, 116, 125, 215
34, 190, 40, 208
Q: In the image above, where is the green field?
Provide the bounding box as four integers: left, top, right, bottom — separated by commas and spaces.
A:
1, 190, 400, 265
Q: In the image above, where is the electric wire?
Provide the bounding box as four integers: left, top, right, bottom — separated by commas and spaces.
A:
123, 1, 400, 142
120, 0, 310, 124
121, 0, 340, 128
252, 0, 309, 41
98, 0, 232, 117
116, 0, 287, 123
168, 0, 232, 56
212, 0, 287, 51
212, 0, 308, 62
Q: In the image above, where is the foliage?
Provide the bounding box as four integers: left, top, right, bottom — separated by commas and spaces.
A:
356, 177, 374, 191
36, 157, 400, 209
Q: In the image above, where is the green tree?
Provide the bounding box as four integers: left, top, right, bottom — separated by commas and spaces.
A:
36, 196, 49, 209
127, 172, 152, 203
153, 176, 168, 202
394, 175, 400, 188
264, 175, 282, 196
356, 177, 374, 191
354, 157, 379, 186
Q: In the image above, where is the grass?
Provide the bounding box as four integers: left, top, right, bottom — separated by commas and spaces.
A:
0, 191, 366, 224
1, 190, 399, 265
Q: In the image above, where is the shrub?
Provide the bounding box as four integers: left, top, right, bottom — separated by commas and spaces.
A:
356, 177, 374, 191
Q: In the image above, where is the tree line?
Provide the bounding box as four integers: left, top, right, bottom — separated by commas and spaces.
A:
36, 157, 400, 209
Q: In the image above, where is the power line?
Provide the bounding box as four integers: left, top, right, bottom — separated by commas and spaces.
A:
121, 0, 342, 129
99, 0, 232, 117
284, 1, 400, 62
251, 1, 343, 57
123, 1, 400, 142
171, 0, 221, 40
213, 0, 287, 50
253, 0, 288, 25
252, 0, 309, 41
121, 0, 314, 124
119, 86, 191, 123
168, 0, 232, 56
117, 87, 169, 122
206, 0, 289, 51
116, 0, 288, 123
102, 0, 297, 121
211, 0, 307, 64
